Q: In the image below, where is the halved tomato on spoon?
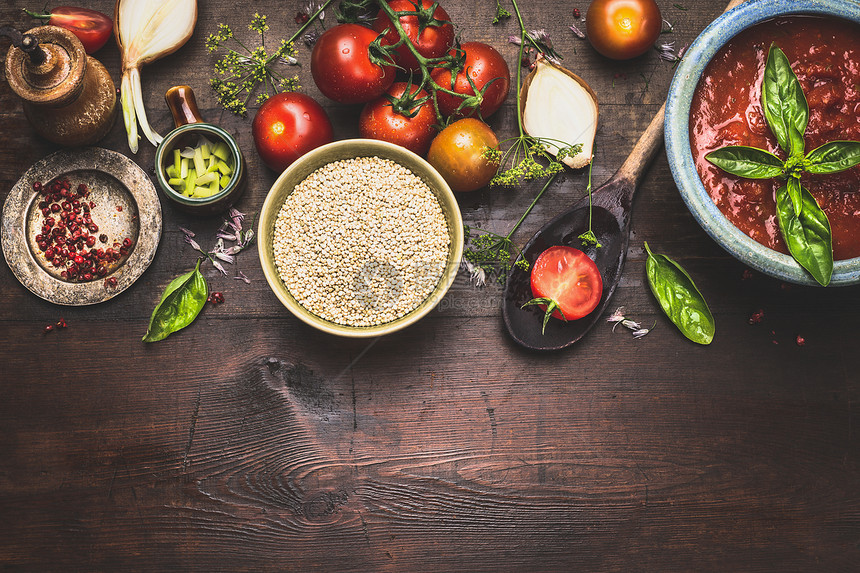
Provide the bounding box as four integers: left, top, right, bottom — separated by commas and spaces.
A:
523, 245, 603, 334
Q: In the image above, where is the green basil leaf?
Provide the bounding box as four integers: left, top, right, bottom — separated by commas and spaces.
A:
788, 124, 806, 157
644, 242, 715, 345
706, 146, 784, 179
143, 259, 209, 342
805, 140, 860, 174
786, 175, 802, 217
761, 44, 808, 154
775, 183, 833, 286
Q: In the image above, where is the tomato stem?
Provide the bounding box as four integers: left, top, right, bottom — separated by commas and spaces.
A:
521, 296, 566, 334
375, 0, 498, 125
22, 8, 52, 21
375, 0, 443, 122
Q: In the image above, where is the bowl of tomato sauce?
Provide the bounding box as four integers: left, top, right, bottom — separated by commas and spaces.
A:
665, 0, 860, 285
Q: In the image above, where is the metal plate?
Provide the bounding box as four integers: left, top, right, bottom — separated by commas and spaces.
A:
2, 147, 162, 305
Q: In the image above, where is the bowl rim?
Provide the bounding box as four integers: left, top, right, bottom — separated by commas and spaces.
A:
154, 123, 243, 207
257, 138, 465, 338
665, 0, 860, 286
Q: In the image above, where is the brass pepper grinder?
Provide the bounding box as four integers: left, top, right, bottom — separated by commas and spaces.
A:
2, 25, 117, 146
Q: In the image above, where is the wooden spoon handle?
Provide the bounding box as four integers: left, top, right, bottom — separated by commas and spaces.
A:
612, 103, 666, 188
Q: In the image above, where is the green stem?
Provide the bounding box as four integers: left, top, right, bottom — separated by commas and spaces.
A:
287, 0, 337, 45
22, 8, 51, 20
586, 160, 594, 231
376, 0, 500, 125
506, 171, 559, 240
510, 0, 528, 138
376, 0, 448, 123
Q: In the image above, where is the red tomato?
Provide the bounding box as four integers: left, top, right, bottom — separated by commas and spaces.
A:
252, 92, 334, 172
359, 83, 437, 156
25, 6, 113, 54
585, 0, 662, 60
311, 24, 396, 104
372, 0, 455, 72
431, 42, 511, 119
426, 118, 499, 192
530, 246, 602, 321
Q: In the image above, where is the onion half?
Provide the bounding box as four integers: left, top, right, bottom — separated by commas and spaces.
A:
520, 57, 599, 169
115, 0, 198, 153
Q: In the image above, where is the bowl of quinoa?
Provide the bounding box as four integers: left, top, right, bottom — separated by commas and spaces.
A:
258, 139, 464, 337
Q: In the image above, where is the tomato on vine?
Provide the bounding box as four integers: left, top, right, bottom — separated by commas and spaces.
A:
311, 23, 396, 104
431, 42, 511, 119
585, 0, 662, 60
252, 92, 334, 172
427, 118, 500, 192
359, 82, 437, 156
373, 0, 455, 73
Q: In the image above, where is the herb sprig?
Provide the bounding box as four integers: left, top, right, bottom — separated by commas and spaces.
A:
463, 0, 599, 282
492, 5, 582, 186
207, 2, 336, 116
463, 172, 559, 283
706, 44, 860, 286
207, 14, 299, 116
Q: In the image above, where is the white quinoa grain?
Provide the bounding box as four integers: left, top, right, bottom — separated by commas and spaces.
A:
273, 156, 450, 327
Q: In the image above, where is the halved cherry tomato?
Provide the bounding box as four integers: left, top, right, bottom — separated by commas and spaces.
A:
426, 118, 499, 192
359, 82, 437, 156
430, 42, 511, 119
373, 0, 455, 73
311, 24, 396, 104
529, 246, 602, 323
24, 6, 113, 54
585, 0, 662, 60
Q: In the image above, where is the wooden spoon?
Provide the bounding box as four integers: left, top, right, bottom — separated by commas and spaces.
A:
502, 0, 745, 351
502, 106, 664, 351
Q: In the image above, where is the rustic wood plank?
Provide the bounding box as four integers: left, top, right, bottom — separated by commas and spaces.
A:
0, 0, 858, 570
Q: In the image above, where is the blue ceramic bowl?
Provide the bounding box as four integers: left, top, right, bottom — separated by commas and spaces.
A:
665, 0, 860, 286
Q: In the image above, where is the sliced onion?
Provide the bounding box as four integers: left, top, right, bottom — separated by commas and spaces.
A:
520, 57, 599, 169
115, 0, 198, 153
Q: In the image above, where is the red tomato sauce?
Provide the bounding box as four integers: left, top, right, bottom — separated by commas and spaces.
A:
690, 16, 860, 260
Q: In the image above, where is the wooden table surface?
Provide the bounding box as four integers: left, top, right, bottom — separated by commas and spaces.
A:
1, 0, 858, 570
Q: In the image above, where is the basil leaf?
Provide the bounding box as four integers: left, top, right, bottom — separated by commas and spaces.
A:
644, 242, 715, 345
805, 140, 860, 174
785, 175, 803, 218
775, 183, 833, 286
788, 124, 806, 157
706, 146, 784, 179
761, 44, 808, 154
143, 259, 209, 342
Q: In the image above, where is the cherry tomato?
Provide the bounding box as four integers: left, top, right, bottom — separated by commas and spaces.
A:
25, 6, 113, 54
585, 0, 662, 60
373, 0, 455, 73
252, 92, 334, 172
359, 83, 437, 156
530, 246, 602, 321
431, 42, 511, 119
311, 24, 396, 104
426, 118, 499, 192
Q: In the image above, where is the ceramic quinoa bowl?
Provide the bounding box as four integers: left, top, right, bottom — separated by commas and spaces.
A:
665, 0, 860, 286
258, 139, 464, 337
